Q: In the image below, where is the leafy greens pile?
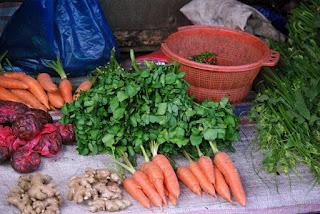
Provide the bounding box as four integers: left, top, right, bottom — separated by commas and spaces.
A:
250, 1, 320, 181
61, 51, 239, 162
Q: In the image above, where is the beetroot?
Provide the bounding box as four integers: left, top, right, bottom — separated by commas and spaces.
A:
34, 124, 62, 157
54, 122, 75, 144
12, 114, 43, 140
11, 148, 41, 173
27, 109, 53, 124
0, 101, 28, 124
11, 135, 41, 152
0, 125, 16, 148
0, 146, 10, 163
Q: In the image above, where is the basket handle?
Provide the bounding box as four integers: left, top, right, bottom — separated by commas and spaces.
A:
262, 50, 280, 67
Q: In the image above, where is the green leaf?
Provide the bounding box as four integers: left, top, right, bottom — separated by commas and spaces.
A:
102, 134, 115, 147
204, 129, 217, 141
190, 134, 202, 146
219, 97, 229, 108
113, 108, 125, 120
157, 103, 167, 115
165, 73, 176, 84
109, 97, 119, 112
117, 91, 128, 102
126, 83, 140, 97
88, 143, 98, 154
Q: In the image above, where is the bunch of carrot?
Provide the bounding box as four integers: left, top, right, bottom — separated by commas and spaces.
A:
115, 143, 180, 209
178, 143, 246, 206
0, 57, 92, 111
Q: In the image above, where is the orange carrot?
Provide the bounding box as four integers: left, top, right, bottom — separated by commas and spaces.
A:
3, 72, 28, 79
164, 188, 177, 206
189, 161, 216, 196
177, 166, 201, 195
184, 151, 216, 196
48, 91, 64, 109
11, 89, 47, 111
197, 146, 215, 185
150, 141, 180, 199
37, 73, 58, 92
73, 79, 92, 99
123, 177, 151, 208
46, 57, 73, 103
140, 145, 167, 205
133, 171, 162, 207
214, 166, 232, 203
0, 75, 28, 89
141, 162, 167, 205
59, 79, 73, 103
114, 154, 162, 208
0, 87, 23, 103
210, 141, 246, 206
5, 73, 50, 108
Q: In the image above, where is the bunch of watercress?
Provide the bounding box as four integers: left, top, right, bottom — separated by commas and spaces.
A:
61, 50, 239, 162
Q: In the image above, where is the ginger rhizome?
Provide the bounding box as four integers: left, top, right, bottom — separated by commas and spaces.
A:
67, 168, 131, 212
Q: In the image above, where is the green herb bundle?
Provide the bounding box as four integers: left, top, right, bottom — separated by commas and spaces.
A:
61, 51, 239, 162
250, 1, 320, 181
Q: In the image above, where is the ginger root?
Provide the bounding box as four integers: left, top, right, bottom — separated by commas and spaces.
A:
7, 173, 63, 214
68, 168, 131, 212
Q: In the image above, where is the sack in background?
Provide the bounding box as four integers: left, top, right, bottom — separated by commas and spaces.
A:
180, 0, 286, 42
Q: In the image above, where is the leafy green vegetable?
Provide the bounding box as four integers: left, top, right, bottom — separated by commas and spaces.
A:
190, 50, 218, 65
61, 50, 239, 162
250, 1, 320, 181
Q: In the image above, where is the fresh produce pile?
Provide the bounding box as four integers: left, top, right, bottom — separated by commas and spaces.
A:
190, 50, 218, 65
62, 51, 244, 208
7, 173, 63, 214
250, 1, 320, 181
0, 100, 74, 173
0, 57, 92, 111
67, 168, 131, 212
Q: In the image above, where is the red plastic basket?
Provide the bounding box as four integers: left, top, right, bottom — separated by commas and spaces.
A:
161, 25, 280, 103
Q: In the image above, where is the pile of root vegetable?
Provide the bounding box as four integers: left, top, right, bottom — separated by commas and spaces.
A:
250, 1, 320, 181
62, 51, 245, 208
0, 100, 74, 173
7, 168, 130, 213
0, 56, 92, 111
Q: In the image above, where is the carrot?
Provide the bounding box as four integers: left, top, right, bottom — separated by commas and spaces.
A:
114, 154, 162, 208
177, 166, 201, 195
11, 89, 47, 111
73, 79, 92, 99
150, 141, 180, 199
197, 146, 215, 185
0, 75, 28, 89
0, 87, 23, 103
3, 72, 28, 80
37, 73, 58, 92
184, 151, 216, 196
214, 166, 232, 203
59, 79, 73, 103
5, 73, 50, 108
123, 177, 151, 208
140, 145, 167, 205
48, 91, 64, 109
165, 189, 177, 206
46, 57, 73, 103
133, 171, 163, 207
210, 141, 246, 206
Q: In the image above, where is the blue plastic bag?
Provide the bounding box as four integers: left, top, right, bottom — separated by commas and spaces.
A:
0, 0, 118, 77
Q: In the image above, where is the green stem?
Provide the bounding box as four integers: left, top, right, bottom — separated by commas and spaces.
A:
209, 141, 219, 154
46, 56, 67, 79
130, 49, 141, 72
112, 153, 136, 174
196, 145, 204, 157
183, 150, 193, 163
140, 145, 150, 162
150, 141, 159, 157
